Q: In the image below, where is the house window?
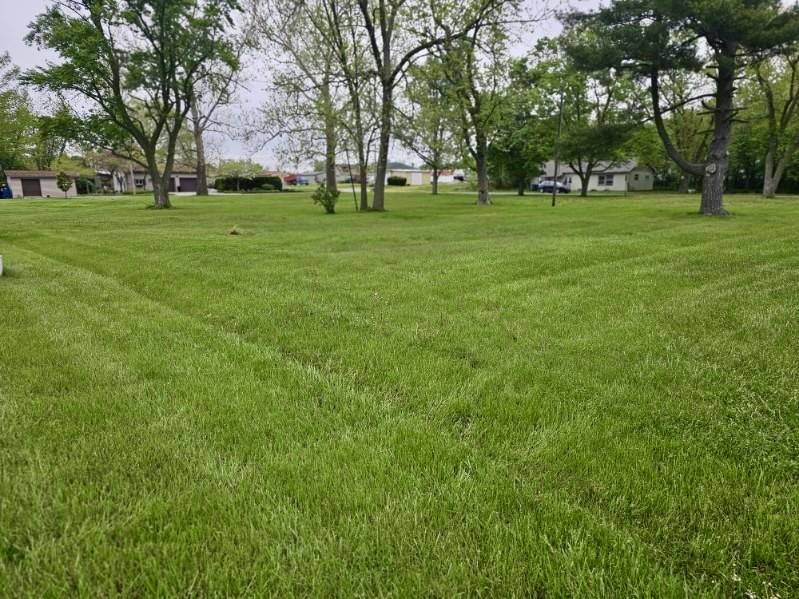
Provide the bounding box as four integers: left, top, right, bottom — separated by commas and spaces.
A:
634, 174, 639, 181
135, 178, 145, 188
598, 174, 614, 186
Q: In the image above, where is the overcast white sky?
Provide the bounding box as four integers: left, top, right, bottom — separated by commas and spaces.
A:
0, 0, 598, 170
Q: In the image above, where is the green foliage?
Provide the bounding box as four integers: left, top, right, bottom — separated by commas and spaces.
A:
252, 176, 283, 191
33, 102, 72, 170
567, 0, 799, 79
53, 154, 95, 179
23, 0, 241, 208
311, 183, 339, 214
0, 52, 38, 170
214, 175, 284, 193
74, 176, 95, 195
215, 176, 250, 192
56, 171, 72, 196
395, 59, 460, 193
568, 0, 799, 211
76, 176, 95, 195
529, 35, 641, 196
488, 57, 553, 193
215, 158, 265, 179
387, 176, 407, 186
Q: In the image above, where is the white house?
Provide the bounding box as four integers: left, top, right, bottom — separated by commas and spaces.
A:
541, 160, 655, 192
126, 167, 200, 193
4, 170, 78, 198
96, 167, 198, 193
386, 168, 432, 186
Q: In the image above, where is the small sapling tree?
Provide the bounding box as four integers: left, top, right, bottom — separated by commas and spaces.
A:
56, 171, 72, 198
312, 183, 339, 214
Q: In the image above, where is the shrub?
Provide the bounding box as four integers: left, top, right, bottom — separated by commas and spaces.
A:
56, 171, 73, 197
387, 176, 407, 186
214, 176, 258, 192
311, 184, 339, 214
75, 177, 95, 195
252, 176, 283, 191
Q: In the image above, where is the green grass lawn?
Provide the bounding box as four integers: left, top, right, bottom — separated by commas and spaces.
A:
1, 191, 797, 597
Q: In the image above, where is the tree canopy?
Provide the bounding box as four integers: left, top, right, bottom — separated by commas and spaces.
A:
24, 0, 240, 208
567, 0, 799, 214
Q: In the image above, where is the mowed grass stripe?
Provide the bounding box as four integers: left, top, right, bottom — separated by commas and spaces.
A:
2, 192, 798, 595
0, 246, 688, 596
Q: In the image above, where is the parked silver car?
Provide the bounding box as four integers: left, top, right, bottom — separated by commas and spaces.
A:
533, 180, 570, 193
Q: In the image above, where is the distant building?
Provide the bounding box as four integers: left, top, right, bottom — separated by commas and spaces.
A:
386, 168, 432, 186
4, 170, 78, 198
436, 169, 456, 184
117, 167, 200, 193
541, 160, 655, 192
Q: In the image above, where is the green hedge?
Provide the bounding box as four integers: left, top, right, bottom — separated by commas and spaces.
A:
75, 177, 95, 195
387, 176, 407, 186
214, 176, 283, 192
252, 176, 283, 191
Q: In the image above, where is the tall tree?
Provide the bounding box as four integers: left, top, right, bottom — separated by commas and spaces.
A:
535, 36, 640, 197
215, 158, 264, 178
395, 60, 459, 195
655, 72, 714, 192
354, 0, 511, 211
752, 48, 799, 197
249, 0, 378, 208
332, 1, 383, 209
24, 0, 240, 209
33, 102, 72, 170
487, 58, 552, 195
0, 52, 37, 172
437, 17, 510, 205
569, 0, 799, 215
187, 37, 249, 197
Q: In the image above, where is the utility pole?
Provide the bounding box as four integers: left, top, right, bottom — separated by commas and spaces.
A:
552, 90, 565, 208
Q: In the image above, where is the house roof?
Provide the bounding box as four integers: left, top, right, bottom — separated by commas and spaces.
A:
542, 160, 651, 177
130, 166, 197, 175
5, 170, 78, 178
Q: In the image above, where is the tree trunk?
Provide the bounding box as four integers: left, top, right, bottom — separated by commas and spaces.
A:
475, 134, 490, 205
372, 83, 393, 211
580, 175, 589, 197
359, 165, 368, 211
321, 80, 338, 194
147, 154, 171, 208
325, 139, 338, 194
762, 140, 793, 198
151, 176, 171, 209
191, 102, 209, 196
355, 145, 369, 212
700, 164, 726, 215
432, 169, 439, 195
517, 179, 525, 196
762, 170, 779, 198
699, 46, 736, 216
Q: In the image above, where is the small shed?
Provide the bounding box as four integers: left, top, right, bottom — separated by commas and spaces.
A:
4, 170, 78, 198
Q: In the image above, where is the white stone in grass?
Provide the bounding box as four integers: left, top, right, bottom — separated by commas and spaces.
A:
0, 255, 3, 277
